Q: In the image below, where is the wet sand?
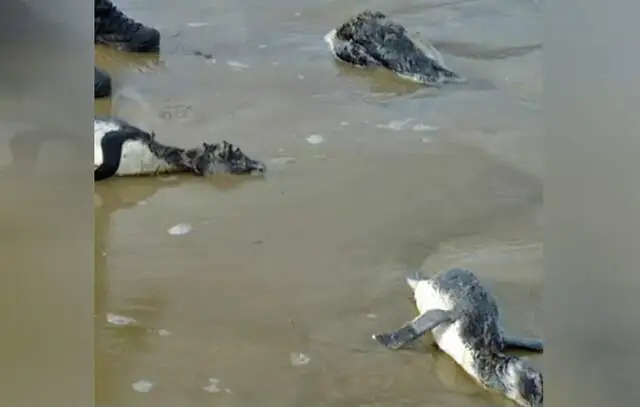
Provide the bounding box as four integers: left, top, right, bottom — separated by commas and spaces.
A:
95, 0, 542, 406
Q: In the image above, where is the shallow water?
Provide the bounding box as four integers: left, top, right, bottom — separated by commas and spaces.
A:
95, 0, 542, 406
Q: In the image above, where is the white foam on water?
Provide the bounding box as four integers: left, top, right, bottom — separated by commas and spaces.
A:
187, 22, 211, 28
306, 134, 324, 145
323, 29, 337, 46
168, 223, 193, 236
290, 352, 311, 366
413, 124, 440, 132
203, 378, 220, 393
157, 329, 172, 336
366, 313, 378, 319
106, 313, 136, 326
132, 380, 155, 393
203, 378, 232, 393
227, 60, 249, 70
323, 29, 341, 59
376, 119, 413, 131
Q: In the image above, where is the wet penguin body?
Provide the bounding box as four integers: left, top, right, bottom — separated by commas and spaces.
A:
94, 117, 169, 181
373, 269, 543, 407
325, 10, 464, 86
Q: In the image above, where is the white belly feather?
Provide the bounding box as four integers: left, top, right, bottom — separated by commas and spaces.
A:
413, 282, 478, 377
94, 119, 177, 176
115, 141, 176, 176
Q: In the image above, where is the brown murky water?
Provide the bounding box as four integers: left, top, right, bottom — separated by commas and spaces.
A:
95, 0, 542, 406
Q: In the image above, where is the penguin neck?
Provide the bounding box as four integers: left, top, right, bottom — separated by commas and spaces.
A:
145, 138, 200, 174
474, 351, 530, 403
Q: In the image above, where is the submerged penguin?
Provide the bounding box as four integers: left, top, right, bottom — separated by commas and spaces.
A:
373, 268, 543, 407
324, 10, 464, 86
94, 116, 266, 181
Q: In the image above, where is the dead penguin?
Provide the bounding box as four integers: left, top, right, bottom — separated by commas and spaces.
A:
94, 116, 266, 181
373, 268, 543, 407
324, 10, 464, 86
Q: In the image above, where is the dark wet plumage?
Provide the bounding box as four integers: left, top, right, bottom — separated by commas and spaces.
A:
147, 139, 267, 176
327, 10, 464, 86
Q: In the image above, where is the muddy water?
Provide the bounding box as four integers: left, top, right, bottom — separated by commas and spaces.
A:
95, 0, 542, 406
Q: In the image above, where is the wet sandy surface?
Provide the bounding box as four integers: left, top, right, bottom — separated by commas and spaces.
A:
95, 0, 542, 406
